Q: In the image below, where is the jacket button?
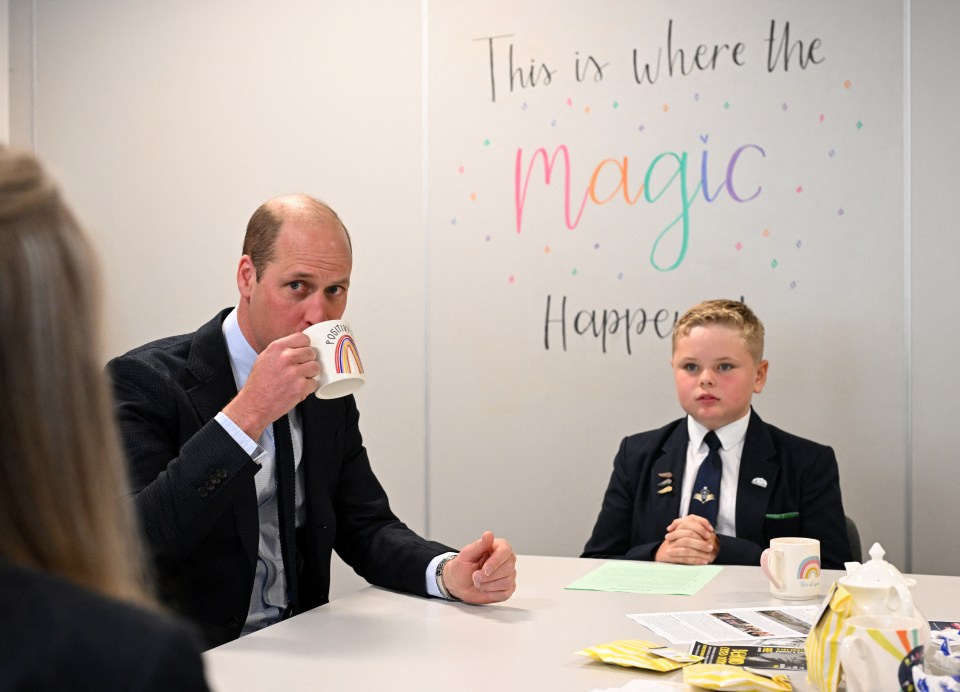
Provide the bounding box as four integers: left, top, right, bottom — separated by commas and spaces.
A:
204, 479, 217, 491
197, 487, 209, 498
217, 468, 228, 479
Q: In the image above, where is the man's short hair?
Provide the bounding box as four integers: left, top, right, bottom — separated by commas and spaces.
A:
672, 299, 765, 363
242, 195, 351, 280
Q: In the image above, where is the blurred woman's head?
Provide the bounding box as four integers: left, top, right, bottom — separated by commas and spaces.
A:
0, 147, 149, 604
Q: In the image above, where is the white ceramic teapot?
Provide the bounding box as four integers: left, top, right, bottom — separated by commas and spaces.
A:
838, 542, 930, 641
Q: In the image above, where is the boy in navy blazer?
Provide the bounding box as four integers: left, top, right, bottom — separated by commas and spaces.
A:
582, 299, 851, 569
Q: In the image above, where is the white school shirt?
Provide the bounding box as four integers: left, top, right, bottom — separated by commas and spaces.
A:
679, 412, 751, 537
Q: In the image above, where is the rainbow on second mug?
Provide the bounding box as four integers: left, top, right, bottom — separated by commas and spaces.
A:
797, 556, 821, 580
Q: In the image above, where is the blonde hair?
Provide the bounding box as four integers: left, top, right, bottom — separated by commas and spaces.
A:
0, 148, 152, 605
672, 299, 765, 363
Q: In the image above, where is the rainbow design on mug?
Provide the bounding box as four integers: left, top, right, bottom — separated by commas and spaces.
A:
334, 334, 364, 374
797, 556, 821, 580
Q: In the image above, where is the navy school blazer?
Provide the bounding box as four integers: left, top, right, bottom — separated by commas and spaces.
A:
582, 410, 852, 569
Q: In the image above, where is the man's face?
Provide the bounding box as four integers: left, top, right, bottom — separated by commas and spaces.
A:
671, 324, 768, 430
237, 216, 352, 353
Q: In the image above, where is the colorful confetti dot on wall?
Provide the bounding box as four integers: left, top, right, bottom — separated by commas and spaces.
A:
508, 275, 515, 284
593, 243, 600, 250
450, 218, 457, 225
469, 193, 477, 201
771, 259, 779, 269
571, 268, 578, 276
844, 79, 852, 89
856, 121, 863, 129
584, 106, 591, 114
790, 281, 798, 289
796, 240, 802, 248
544, 245, 550, 253
521, 102, 528, 110
838, 208, 845, 216
662, 104, 670, 112
638, 124, 645, 132
762, 228, 770, 237
819, 114, 825, 123
617, 272, 624, 279
483, 139, 491, 146
551, 119, 558, 127
694, 93, 700, 101
782, 103, 789, 111
567, 97, 572, 106
613, 101, 619, 109
736, 242, 743, 251
458, 165, 464, 173
829, 149, 836, 158
796, 186, 803, 193
485, 235, 491, 242
723, 101, 731, 109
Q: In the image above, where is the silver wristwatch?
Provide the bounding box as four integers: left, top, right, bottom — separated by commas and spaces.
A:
435, 554, 460, 601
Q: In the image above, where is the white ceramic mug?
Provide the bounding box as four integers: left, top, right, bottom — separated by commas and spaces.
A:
760, 536, 820, 600
839, 615, 924, 692
303, 320, 365, 399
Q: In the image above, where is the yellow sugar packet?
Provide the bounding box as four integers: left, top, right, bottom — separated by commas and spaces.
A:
682, 663, 792, 690
576, 639, 703, 672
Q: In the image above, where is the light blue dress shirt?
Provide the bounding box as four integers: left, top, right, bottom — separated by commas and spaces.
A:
214, 309, 453, 636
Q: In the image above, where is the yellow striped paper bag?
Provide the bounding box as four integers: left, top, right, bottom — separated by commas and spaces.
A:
805, 582, 855, 691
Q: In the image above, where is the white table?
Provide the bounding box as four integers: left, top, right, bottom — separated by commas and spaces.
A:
203, 556, 960, 691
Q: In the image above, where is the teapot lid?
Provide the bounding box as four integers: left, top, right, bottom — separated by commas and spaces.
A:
839, 542, 910, 588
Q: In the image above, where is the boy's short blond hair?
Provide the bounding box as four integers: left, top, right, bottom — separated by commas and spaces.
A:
672, 299, 765, 363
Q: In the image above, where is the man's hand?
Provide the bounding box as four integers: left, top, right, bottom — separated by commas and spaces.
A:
654, 514, 720, 565
223, 332, 320, 441
443, 531, 517, 604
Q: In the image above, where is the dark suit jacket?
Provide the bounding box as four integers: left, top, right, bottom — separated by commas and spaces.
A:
107, 309, 452, 648
582, 410, 852, 569
0, 558, 208, 691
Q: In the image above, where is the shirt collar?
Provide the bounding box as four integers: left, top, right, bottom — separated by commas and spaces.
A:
687, 409, 751, 451
221, 307, 258, 391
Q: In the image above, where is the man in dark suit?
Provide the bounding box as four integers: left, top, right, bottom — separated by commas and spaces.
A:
108, 195, 517, 648
582, 300, 851, 569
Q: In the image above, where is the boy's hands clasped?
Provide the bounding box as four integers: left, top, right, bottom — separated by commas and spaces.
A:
654, 514, 720, 565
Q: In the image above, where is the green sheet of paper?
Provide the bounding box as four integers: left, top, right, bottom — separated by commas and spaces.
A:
566, 561, 723, 595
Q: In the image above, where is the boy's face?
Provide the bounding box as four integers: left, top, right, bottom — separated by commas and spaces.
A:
671, 323, 768, 430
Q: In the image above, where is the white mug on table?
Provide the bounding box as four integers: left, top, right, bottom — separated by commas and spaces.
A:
760, 536, 820, 600
839, 614, 924, 692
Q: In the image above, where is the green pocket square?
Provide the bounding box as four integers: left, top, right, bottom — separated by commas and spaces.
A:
765, 511, 800, 520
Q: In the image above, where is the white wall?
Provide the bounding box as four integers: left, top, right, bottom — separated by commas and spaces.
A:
4, 0, 958, 580
909, 0, 960, 576
0, 0, 8, 142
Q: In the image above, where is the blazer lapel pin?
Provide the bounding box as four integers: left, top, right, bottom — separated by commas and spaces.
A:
751, 477, 768, 488
656, 471, 673, 494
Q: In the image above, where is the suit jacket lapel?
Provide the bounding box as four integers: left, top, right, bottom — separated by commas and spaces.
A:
183, 309, 259, 560
185, 309, 242, 423
735, 410, 780, 544
651, 422, 688, 531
